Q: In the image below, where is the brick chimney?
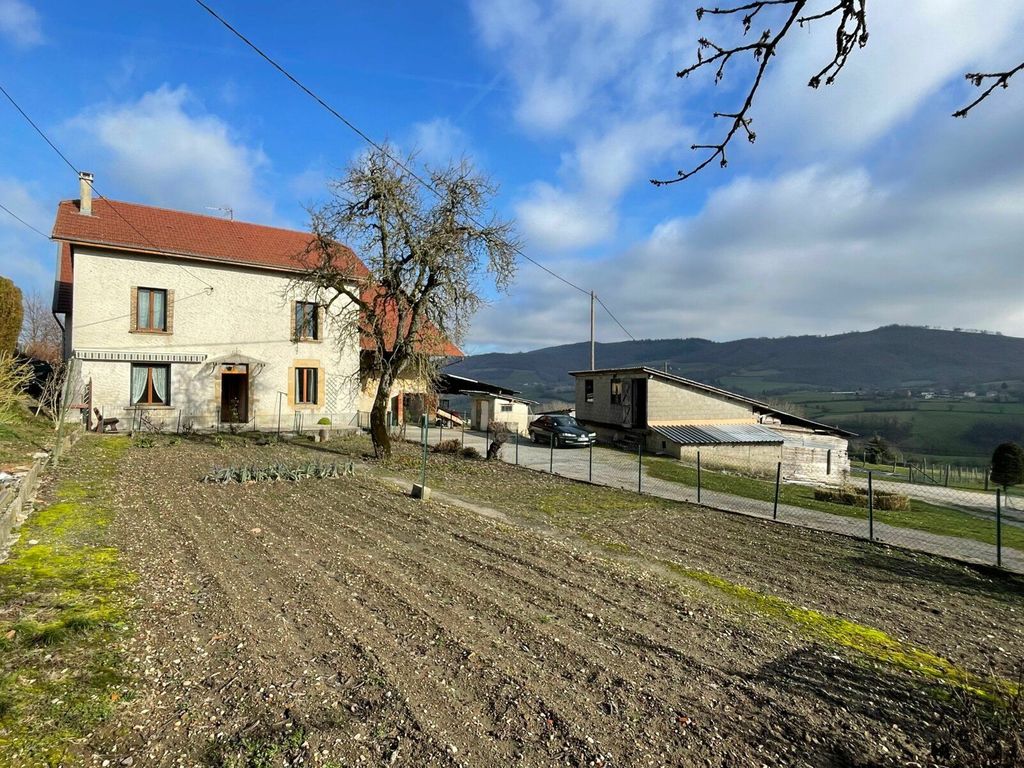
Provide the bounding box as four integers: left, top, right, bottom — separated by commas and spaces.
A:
79, 171, 94, 216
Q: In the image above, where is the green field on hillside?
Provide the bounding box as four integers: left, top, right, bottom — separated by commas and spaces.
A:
780, 393, 1024, 465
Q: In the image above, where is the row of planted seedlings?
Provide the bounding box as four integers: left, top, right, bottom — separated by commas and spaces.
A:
203, 460, 355, 484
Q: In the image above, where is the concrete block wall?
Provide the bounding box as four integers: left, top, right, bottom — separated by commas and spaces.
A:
646, 378, 753, 423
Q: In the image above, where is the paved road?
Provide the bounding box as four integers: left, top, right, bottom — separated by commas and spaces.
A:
422, 428, 1023, 573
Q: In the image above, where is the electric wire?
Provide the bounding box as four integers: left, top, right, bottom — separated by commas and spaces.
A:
193, 0, 633, 327
0, 81, 216, 291
595, 294, 636, 342
0, 201, 50, 240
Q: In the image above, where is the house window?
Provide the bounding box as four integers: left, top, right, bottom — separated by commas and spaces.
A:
295, 367, 318, 404
295, 301, 319, 340
131, 364, 170, 405
610, 379, 623, 405
584, 379, 594, 403
500, 403, 513, 413
136, 288, 167, 331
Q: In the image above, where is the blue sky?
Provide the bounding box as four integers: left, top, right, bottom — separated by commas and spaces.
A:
2, 1, 1023, 353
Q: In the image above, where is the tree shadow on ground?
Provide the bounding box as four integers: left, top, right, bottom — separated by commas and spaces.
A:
842, 547, 1024, 604
749, 644, 965, 767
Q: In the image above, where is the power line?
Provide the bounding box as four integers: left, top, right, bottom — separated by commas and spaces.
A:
0, 81, 215, 291
0, 83, 79, 174
0, 201, 49, 240
595, 294, 636, 342
192, 0, 624, 312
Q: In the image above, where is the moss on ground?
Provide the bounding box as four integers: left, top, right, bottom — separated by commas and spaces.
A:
0, 436, 132, 766
586, 523, 1020, 705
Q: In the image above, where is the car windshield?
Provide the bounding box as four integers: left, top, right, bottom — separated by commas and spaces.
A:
550, 416, 579, 427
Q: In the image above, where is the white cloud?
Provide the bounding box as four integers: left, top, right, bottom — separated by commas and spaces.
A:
515, 182, 614, 252
750, 1, 1024, 155
470, 95, 1024, 350
70, 85, 273, 222
471, 0, 676, 135
472, 1, 697, 252
409, 117, 471, 167
515, 113, 690, 251
0, 0, 42, 48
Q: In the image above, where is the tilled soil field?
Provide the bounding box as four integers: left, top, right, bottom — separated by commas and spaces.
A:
81, 435, 1023, 766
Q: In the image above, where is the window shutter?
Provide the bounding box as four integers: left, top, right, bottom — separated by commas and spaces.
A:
317, 367, 325, 405
317, 304, 325, 341
166, 289, 175, 333
289, 301, 297, 342
130, 287, 138, 331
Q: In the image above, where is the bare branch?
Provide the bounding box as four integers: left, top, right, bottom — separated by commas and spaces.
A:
953, 61, 1024, 118
299, 149, 518, 458
653, 1, 810, 185
658, 1, 1019, 185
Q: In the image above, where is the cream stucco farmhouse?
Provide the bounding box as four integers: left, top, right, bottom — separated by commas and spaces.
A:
50, 173, 454, 433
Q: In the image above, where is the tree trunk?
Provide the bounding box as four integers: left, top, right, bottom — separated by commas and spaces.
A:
370, 371, 395, 460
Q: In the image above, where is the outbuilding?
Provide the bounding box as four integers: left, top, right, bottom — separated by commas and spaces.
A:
571, 367, 853, 484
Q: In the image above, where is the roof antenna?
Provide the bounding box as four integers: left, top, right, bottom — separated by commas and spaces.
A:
205, 206, 233, 220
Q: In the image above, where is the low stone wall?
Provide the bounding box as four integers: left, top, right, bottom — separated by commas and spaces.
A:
0, 427, 80, 562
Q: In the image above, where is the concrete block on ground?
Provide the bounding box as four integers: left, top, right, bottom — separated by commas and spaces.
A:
411, 483, 431, 500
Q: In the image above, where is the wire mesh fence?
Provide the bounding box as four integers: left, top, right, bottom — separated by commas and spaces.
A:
417, 425, 1022, 574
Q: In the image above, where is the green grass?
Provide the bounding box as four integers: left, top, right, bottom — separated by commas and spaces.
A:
0, 436, 133, 766
774, 393, 1024, 465
0, 410, 55, 468
644, 457, 1023, 551
849, 459, 997, 493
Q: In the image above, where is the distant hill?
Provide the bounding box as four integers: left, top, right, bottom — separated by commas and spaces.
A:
447, 325, 1024, 402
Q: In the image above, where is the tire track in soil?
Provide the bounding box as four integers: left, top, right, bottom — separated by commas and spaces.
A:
245, 498, 707, 765
204, 479, 897, 766
108, 447, 954, 767
182, 488, 658, 765
111, 483, 454, 767
154, 503, 463, 767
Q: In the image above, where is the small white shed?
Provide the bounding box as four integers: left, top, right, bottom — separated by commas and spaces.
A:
469, 393, 534, 436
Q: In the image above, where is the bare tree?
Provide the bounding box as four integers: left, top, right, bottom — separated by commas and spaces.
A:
302, 148, 518, 459
34, 358, 70, 427
653, 1, 1022, 185
20, 291, 62, 363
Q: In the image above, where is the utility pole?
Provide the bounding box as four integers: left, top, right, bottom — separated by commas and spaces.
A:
590, 291, 595, 370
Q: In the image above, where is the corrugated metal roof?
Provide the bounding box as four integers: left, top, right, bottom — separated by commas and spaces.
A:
651, 423, 784, 446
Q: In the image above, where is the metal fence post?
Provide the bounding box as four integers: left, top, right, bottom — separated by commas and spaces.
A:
826, 449, 832, 476
996, 489, 1003, 568
515, 430, 520, 465
697, 451, 702, 505
588, 441, 593, 483
637, 442, 643, 494
462, 420, 466, 449
277, 392, 283, 436
176, 410, 181, 434
772, 462, 781, 520
420, 414, 429, 491
868, 471, 874, 541
439, 422, 444, 444
549, 433, 554, 473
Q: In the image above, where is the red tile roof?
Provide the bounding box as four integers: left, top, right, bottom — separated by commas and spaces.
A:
52, 197, 460, 356
360, 288, 463, 358
52, 198, 369, 278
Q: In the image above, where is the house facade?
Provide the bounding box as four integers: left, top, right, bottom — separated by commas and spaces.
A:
572, 367, 852, 484
51, 176, 370, 431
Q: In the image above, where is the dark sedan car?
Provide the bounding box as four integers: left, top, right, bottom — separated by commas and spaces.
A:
528, 415, 597, 447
